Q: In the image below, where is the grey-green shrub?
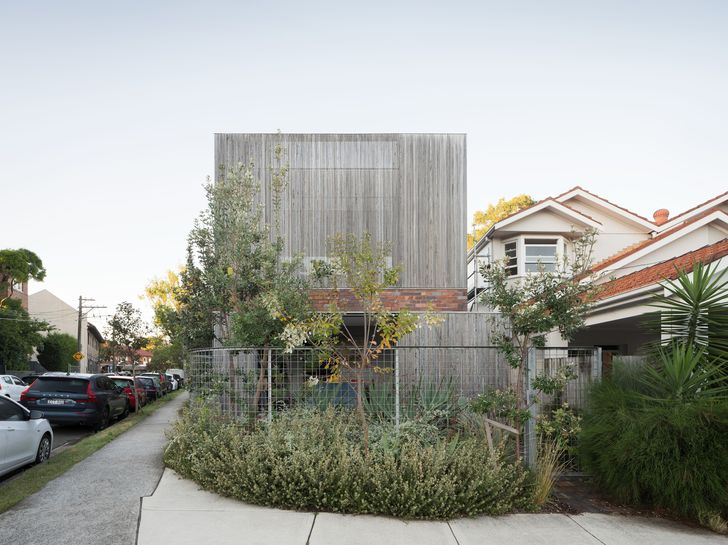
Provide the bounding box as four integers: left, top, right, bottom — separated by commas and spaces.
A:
165, 402, 532, 519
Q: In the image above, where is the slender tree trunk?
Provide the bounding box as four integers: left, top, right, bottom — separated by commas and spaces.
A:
355, 365, 369, 455
514, 336, 529, 461
252, 348, 269, 416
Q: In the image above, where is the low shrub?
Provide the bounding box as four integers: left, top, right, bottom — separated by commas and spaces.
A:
579, 363, 728, 524
165, 401, 533, 519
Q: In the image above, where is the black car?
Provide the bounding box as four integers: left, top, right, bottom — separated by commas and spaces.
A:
136, 376, 160, 402
20, 374, 129, 430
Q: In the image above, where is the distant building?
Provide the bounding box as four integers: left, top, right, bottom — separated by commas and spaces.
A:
28, 289, 104, 372
2, 280, 28, 310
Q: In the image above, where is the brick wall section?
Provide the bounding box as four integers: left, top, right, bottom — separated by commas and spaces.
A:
309, 288, 468, 312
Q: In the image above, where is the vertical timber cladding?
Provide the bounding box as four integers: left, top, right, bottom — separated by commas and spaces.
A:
214, 133, 467, 302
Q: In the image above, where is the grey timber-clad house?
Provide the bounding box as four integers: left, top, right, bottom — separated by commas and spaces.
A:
215, 133, 468, 315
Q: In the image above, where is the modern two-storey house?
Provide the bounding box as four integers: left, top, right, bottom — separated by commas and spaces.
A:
215, 133, 483, 345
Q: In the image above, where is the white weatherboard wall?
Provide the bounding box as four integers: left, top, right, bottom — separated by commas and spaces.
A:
29, 290, 89, 372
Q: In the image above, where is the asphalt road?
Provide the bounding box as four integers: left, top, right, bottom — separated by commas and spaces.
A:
51, 425, 93, 452
0, 391, 188, 545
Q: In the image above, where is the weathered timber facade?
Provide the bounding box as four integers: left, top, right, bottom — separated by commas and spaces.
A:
215, 133, 467, 311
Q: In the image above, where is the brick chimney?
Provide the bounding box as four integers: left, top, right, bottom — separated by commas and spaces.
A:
653, 208, 670, 226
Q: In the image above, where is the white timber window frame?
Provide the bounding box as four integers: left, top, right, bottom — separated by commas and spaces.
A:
502, 236, 564, 277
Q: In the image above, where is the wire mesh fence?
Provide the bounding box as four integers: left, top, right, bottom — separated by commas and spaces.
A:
187, 345, 601, 466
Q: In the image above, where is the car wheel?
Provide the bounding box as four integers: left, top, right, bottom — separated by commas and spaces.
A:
35, 433, 51, 464
119, 401, 130, 420
95, 407, 110, 432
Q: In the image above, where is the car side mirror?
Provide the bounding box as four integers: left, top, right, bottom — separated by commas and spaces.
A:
29, 410, 44, 420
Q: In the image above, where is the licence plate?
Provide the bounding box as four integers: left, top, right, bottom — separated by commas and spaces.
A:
46, 399, 66, 405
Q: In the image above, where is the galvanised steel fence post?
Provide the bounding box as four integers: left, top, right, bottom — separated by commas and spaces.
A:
267, 350, 273, 424
395, 348, 401, 431
593, 347, 603, 382
525, 347, 538, 469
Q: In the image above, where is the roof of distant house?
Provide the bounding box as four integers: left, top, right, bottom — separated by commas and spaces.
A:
595, 238, 728, 301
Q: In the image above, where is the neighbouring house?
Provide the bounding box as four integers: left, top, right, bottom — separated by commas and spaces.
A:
28, 289, 105, 372
215, 133, 488, 346
108, 348, 152, 372
2, 280, 29, 309
467, 186, 728, 360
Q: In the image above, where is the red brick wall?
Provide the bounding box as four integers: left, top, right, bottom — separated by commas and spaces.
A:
309, 288, 467, 312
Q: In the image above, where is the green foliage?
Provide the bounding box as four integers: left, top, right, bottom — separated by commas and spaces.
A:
531, 364, 577, 396
165, 403, 533, 519
0, 299, 50, 370
37, 332, 77, 372
364, 377, 463, 427
183, 148, 309, 350
536, 403, 582, 456
649, 261, 728, 360
579, 364, 728, 522
638, 344, 728, 403
0, 248, 46, 306
148, 340, 185, 372
479, 229, 597, 457
470, 388, 529, 424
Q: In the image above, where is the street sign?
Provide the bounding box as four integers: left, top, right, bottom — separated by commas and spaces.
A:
73, 351, 84, 362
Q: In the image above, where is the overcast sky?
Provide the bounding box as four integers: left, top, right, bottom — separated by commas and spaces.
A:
1, 0, 726, 328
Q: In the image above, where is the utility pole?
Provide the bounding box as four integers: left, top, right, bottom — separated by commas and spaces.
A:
76, 296, 106, 373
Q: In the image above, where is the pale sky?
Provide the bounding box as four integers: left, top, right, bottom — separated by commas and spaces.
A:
1, 0, 726, 329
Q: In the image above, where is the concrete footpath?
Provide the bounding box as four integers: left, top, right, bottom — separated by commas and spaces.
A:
0, 392, 188, 545
139, 469, 728, 545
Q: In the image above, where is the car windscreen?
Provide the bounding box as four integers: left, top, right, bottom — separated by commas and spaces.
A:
112, 379, 132, 388
137, 377, 154, 385
32, 377, 89, 393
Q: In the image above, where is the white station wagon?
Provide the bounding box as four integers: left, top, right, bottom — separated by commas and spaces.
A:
0, 375, 28, 401
0, 395, 53, 477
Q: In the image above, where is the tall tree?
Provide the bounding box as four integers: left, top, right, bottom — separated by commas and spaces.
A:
144, 268, 186, 369
37, 332, 77, 372
479, 229, 598, 459
106, 302, 149, 411
468, 195, 536, 249
0, 248, 46, 307
183, 142, 311, 412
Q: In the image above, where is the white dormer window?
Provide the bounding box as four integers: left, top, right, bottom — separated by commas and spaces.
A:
524, 238, 558, 272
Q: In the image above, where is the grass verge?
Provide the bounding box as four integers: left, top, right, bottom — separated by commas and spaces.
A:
0, 389, 184, 514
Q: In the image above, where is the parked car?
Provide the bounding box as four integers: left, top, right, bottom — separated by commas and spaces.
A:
165, 374, 178, 391
0, 375, 29, 401
0, 395, 53, 477
166, 368, 185, 387
140, 373, 169, 395
109, 376, 147, 411
20, 374, 43, 386
136, 376, 161, 402
20, 374, 129, 430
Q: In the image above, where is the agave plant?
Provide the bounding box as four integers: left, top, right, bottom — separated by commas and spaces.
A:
639, 343, 728, 403
650, 262, 728, 361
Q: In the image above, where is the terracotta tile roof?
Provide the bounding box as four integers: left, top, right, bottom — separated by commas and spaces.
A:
554, 185, 655, 225
591, 206, 728, 273
596, 238, 728, 300
662, 189, 728, 224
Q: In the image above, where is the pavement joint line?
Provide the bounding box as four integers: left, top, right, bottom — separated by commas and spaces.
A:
566, 514, 608, 545
446, 520, 462, 545
306, 512, 317, 545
